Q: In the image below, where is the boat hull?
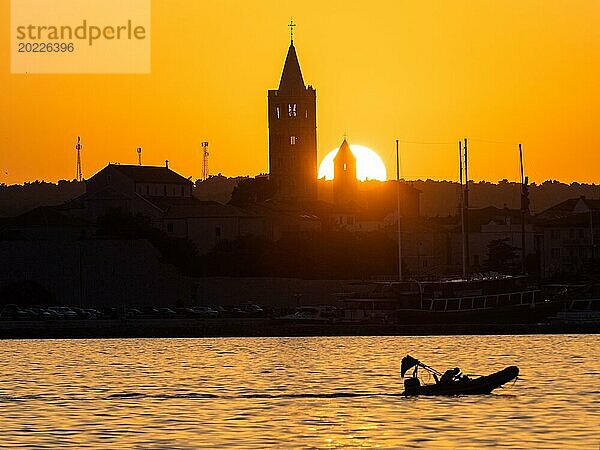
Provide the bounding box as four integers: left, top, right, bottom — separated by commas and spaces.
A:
404, 366, 519, 396
394, 303, 560, 324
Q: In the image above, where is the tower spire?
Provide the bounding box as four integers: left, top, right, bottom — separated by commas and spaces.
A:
278, 32, 305, 93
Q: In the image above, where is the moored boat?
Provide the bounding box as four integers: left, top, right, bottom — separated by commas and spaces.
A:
339, 274, 558, 324
277, 305, 340, 323
550, 283, 600, 325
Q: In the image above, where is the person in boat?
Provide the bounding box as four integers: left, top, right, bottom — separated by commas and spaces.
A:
439, 367, 461, 384
438, 367, 471, 385
401, 355, 471, 386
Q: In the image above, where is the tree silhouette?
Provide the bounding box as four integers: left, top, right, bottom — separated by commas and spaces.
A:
484, 238, 519, 273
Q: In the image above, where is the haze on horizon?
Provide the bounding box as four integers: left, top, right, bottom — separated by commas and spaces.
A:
0, 0, 598, 185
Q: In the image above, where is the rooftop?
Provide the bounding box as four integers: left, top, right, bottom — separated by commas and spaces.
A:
106, 164, 192, 185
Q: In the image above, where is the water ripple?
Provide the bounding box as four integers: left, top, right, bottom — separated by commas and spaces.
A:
0, 335, 598, 448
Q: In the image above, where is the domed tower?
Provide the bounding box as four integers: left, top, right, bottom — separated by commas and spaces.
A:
268, 31, 317, 200
333, 139, 358, 206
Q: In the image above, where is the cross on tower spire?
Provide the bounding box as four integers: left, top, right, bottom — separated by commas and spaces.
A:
288, 20, 296, 43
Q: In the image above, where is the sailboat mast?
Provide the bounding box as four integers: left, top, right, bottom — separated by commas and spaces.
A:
396, 139, 403, 282
519, 143, 528, 274
459, 141, 466, 278
463, 138, 470, 275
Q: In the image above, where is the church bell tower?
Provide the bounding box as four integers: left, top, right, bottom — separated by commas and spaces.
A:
333, 139, 358, 206
268, 23, 317, 200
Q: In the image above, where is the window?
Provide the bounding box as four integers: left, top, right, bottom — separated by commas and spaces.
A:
290, 136, 296, 145
181, 186, 184, 196
343, 163, 347, 171
288, 103, 297, 117
215, 226, 221, 238
551, 229, 560, 240
167, 223, 174, 233
305, 109, 308, 118
551, 248, 560, 258
347, 216, 354, 225
276, 106, 280, 119
146, 185, 149, 195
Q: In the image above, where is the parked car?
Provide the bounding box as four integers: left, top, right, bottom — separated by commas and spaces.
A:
84, 309, 101, 319
142, 307, 160, 318
56, 307, 78, 319
242, 303, 265, 317
100, 307, 119, 319
28, 305, 52, 320
124, 308, 142, 319
0, 304, 31, 320
158, 307, 177, 318
192, 306, 219, 318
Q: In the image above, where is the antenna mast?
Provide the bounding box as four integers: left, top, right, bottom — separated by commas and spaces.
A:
137, 147, 143, 166
75, 136, 83, 181
201, 141, 209, 181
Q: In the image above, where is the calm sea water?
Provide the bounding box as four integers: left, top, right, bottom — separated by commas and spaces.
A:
1, 335, 598, 449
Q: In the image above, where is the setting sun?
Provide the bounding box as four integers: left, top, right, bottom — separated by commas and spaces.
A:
318, 145, 387, 181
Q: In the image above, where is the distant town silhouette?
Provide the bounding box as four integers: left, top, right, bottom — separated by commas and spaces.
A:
0, 33, 598, 337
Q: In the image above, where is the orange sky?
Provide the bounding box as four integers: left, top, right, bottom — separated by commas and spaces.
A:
1, 0, 599, 185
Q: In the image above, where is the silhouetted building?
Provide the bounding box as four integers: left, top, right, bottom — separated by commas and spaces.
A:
245, 199, 322, 241
333, 139, 358, 207
318, 179, 421, 220
0, 205, 93, 241
155, 198, 264, 255
78, 163, 266, 255
268, 37, 317, 200
0, 239, 181, 308
400, 217, 451, 277
88, 163, 193, 198
83, 162, 193, 220
535, 196, 600, 278
443, 206, 539, 274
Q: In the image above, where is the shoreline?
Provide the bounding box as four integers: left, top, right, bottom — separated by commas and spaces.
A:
0, 318, 598, 339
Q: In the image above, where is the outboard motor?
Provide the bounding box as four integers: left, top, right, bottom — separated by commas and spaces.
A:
403, 377, 421, 395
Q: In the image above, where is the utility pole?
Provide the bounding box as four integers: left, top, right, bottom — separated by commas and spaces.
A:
396, 139, 403, 282
463, 138, 470, 274
201, 141, 209, 181
137, 147, 143, 166
75, 136, 83, 181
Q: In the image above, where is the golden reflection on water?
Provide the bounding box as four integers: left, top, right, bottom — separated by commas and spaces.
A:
1, 335, 598, 448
